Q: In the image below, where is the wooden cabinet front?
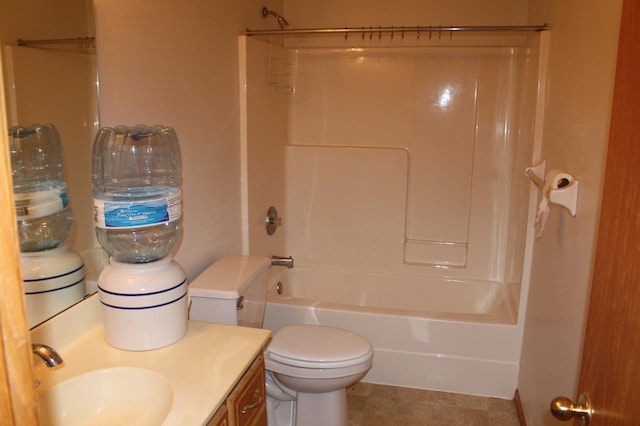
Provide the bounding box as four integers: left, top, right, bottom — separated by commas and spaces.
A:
206, 354, 267, 426
227, 354, 267, 426
206, 404, 229, 426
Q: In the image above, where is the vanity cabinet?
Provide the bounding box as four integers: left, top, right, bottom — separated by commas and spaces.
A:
207, 404, 229, 426
207, 354, 267, 426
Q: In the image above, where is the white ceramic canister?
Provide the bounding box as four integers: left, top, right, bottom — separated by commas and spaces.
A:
98, 256, 188, 351
22, 245, 86, 328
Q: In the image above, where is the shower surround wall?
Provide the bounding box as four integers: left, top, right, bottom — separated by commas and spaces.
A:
242, 34, 542, 395
288, 45, 534, 280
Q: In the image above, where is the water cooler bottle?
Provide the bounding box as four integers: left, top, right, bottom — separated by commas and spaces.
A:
9, 124, 86, 328
92, 125, 188, 350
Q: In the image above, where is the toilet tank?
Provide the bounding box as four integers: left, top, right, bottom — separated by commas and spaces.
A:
189, 255, 270, 328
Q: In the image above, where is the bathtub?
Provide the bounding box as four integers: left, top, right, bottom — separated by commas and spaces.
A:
263, 267, 521, 399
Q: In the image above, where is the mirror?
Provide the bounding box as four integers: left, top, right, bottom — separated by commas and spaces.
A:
1, 0, 104, 327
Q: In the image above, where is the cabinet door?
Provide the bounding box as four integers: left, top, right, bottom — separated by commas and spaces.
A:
206, 404, 229, 426
227, 355, 267, 426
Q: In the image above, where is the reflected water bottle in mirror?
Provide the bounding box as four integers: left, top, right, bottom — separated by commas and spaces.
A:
9, 124, 73, 252
92, 125, 183, 263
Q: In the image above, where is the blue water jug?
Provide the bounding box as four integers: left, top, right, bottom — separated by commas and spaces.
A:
92, 125, 183, 263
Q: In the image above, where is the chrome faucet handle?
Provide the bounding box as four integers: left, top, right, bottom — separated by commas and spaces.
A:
32, 343, 64, 367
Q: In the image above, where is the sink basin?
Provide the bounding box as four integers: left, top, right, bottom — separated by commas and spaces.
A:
38, 367, 173, 426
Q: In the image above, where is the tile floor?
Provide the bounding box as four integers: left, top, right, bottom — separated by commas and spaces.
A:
347, 382, 520, 426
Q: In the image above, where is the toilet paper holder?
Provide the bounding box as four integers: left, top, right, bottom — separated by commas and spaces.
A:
525, 160, 546, 189
548, 173, 579, 216
526, 161, 579, 217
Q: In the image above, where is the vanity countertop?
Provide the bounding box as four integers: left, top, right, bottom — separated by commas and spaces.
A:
30, 295, 271, 425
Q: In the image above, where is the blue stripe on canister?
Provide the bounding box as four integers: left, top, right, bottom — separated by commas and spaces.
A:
24, 277, 85, 295
99, 292, 187, 310
98, 278, 187, 297
23, 264, 85, 282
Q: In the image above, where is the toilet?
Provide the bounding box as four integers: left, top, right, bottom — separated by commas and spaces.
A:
189, 255, 373, 426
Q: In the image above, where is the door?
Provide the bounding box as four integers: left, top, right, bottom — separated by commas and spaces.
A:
551, 0, 640, 424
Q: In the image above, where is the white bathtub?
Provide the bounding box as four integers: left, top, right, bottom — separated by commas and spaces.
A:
263, 267, 521, 399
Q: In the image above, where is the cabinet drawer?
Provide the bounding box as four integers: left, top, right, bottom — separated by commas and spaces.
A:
227, 355, 267, 426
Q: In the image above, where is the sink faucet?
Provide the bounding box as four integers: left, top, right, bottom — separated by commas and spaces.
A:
32, 343, 64, 367
271, 255, 294, 269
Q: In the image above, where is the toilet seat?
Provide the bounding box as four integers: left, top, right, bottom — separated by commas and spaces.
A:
267, 324, 373, 369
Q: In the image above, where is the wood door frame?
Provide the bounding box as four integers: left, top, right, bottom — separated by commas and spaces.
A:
0, 51, 39, 425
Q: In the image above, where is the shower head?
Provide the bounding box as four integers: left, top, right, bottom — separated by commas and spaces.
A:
262, 7, 289, 29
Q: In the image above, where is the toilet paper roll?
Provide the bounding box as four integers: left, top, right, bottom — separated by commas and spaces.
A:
546, 169, 574, 190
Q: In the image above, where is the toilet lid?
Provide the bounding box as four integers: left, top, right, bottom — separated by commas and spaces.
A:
267, 325, 373, 369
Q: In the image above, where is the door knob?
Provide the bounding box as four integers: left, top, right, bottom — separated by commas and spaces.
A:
550, 393, 592, 425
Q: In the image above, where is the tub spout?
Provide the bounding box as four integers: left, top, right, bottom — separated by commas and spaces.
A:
271, 255, 294, 269
32, 343, 64, 367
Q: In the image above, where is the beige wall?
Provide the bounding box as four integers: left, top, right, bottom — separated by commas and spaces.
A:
0, 0, 91, 42
518, 1, 622, 424
94, 0, 283, 279
283, 0, 527, 27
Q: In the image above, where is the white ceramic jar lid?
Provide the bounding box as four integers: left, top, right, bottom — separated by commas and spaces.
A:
267, 324, 373, 368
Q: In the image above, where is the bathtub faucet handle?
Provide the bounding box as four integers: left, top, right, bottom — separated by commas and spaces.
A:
271, 255, 294, 269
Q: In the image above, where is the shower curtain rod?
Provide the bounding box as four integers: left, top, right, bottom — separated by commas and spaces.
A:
16, 37, 95, 47
245, 23, 548, 37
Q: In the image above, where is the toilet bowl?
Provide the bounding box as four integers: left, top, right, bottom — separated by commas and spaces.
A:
265, 324, 372, 426
189, 255, 373, 426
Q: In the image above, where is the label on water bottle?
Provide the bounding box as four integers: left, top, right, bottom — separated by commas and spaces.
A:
93, 191, 182, 229
14, 188, 68, 220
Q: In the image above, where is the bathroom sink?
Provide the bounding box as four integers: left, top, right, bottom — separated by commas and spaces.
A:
37, 367, 173, 426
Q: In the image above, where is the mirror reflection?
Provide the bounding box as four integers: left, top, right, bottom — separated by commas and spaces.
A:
1, 0, 104, 327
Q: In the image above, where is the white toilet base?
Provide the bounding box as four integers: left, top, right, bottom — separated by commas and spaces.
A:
266, 370, 350, 426
266, 371, 296, 426
267, 396, 295, 426
296, 389, 348, 426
